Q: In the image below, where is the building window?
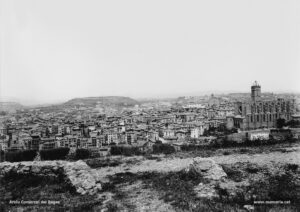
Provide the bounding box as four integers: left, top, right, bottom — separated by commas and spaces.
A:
257, 115, 259, 122
251, 116, 253, 122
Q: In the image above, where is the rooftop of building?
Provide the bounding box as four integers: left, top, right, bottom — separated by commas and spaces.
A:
251, 80, 261, 87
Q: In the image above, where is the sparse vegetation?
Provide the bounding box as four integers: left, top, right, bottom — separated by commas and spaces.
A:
221, 164, 245, 182
1, 142, 299, 211
170, 142, 300, 159
99, 156, 300, 211
219, 162, 300, 209
103, 171, 243, 211
251, 169, 300, 204
0, 172, 103, 211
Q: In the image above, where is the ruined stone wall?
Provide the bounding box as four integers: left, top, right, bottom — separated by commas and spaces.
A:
0, 160, 102, 195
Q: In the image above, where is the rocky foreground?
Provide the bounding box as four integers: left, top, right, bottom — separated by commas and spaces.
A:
0, 160, 102, 195
0, 157, 235, 200
0, 147, 299, 211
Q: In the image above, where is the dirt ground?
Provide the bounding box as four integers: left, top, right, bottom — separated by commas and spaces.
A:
112, 181, 175, 212
94, 143, 300, 183
94, 143, 300, 211
2, 143, 299, 211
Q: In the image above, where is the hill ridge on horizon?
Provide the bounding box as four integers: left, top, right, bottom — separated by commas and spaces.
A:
63, 96, 140, 108
1, 91, 299, 107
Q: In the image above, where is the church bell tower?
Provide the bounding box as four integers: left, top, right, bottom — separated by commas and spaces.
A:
251, 81, 261, 101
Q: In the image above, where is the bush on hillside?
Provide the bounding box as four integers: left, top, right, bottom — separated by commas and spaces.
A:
74, 148, 91, 160
5, 150, 37, 162
0, 150, 4, 162
251, 169, 300, 204
110, 146, 141, 156
181, 144, 198, 151
40, 148, 70, 160
152, 143, 175, 155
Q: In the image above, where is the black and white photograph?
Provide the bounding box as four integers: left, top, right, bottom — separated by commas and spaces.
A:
0, 0, 300, 211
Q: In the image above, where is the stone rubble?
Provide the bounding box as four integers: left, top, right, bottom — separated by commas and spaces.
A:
185, 158, 254, 201
0, 160, 102, 195
194, 182, 219, 199
186, 157, 227, 181
185, 157, 228, 199
217, 179, 251, 200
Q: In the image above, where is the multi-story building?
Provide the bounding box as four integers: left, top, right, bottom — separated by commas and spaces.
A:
125, 132, 136, 144
190, 125, 205, 138
0, 135, 9, 151
40, 137, 57, 150
28, 134, 41, 150
161, 129, 175, 138
105, 131, 118, 144
229, 81, 296, 130
60, 135, 78, 149
0, 125, 8, 135
97, 135, 106, 147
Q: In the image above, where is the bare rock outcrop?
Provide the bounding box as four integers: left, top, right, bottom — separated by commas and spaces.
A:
217, 180, 251, 201
186, 158, 227, 181
185, 158, 254, 201
185, 158, 227, 199
194, 182, 219, 199
0, 160, 102, 195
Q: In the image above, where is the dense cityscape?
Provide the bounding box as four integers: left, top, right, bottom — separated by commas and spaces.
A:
1, 0, 299, 210
1, 82, 299, 159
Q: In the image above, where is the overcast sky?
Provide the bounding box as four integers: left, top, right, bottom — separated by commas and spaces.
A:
0, 0, 299, 105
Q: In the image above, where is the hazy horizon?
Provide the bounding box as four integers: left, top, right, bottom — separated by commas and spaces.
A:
1, 88, 299, 106
1, 0, 299, 105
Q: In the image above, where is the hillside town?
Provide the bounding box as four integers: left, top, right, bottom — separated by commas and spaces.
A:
1, 0, 299, 210
0, 82, 299, 159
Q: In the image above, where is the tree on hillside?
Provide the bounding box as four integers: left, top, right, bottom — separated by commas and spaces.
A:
0, 111, 7, 116
276, 118, 286, 129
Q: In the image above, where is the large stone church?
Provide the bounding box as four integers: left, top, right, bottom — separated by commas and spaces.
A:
227, 81, 296, 130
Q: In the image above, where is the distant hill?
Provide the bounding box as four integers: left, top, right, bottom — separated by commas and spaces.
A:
64, 96, 140, 108
0, 102, 25, 113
